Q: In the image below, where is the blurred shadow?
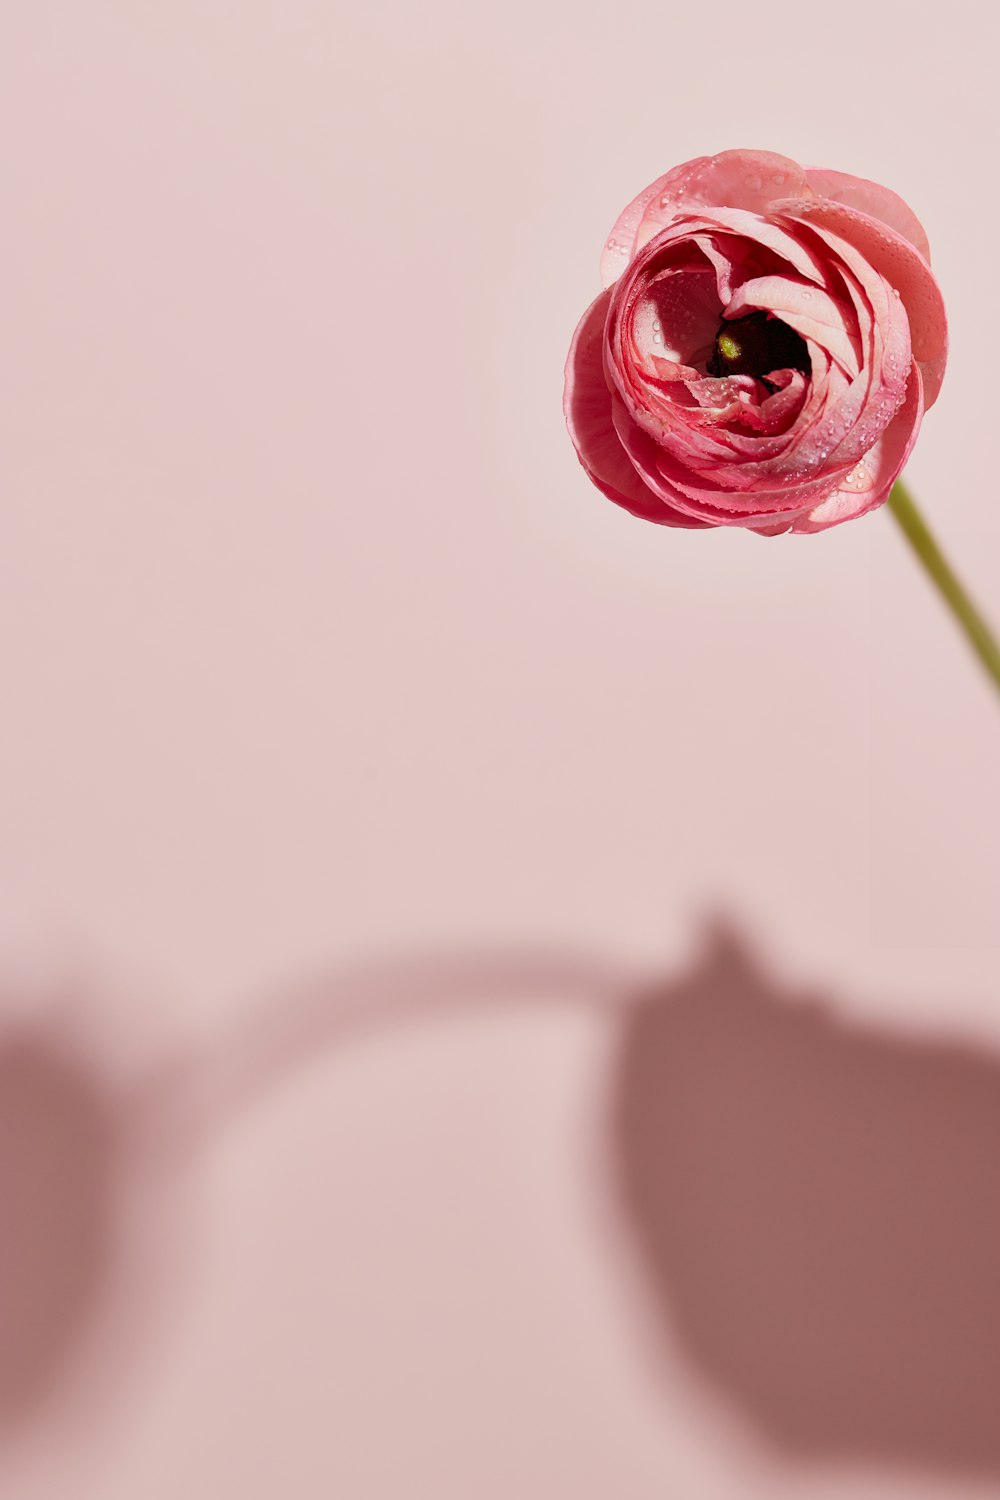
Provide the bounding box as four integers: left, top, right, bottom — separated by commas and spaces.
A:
0, 1004, 199, 1450
179, 947, 623, 1146
8, 925, 1000, 1486
0, 948, 620, 1444
0, 1034, 117, 1426
611, 922, 1000, 1478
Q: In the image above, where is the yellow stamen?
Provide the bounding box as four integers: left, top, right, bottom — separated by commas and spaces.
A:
717, 333, 741, 362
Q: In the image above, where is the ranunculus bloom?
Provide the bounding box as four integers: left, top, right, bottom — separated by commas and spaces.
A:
564, 150, 947, 533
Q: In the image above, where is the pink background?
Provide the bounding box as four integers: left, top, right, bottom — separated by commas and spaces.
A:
1, 2, 999, 1495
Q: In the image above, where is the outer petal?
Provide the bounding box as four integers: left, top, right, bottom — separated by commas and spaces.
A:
600, 150, 813, 287
563, 289, 707, 527
802, 168, 931, 262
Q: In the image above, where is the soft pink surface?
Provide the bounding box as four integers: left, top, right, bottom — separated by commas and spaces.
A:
0, 3, 998, 1498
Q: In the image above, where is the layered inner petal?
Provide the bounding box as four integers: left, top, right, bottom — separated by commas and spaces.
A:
775, 198, 946, 406
631, 265, 721, 368
724, 275, 861, 378
794, 362, 925, 532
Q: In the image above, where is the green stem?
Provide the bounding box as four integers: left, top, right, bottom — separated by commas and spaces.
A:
887, 479, 1000, 702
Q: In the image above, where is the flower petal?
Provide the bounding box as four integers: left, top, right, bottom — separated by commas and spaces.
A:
725, 274, 862, 377
611, 394, 851, 521
563, 290, 707, 527
600, 150, 812, 288
803, 168, 931, 261
777, 198, 947, 407
794, 362, 924, 532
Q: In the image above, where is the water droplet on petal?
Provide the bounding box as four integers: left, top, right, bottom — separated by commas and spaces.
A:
746, 174, 763, 192
842, 462, 872, 492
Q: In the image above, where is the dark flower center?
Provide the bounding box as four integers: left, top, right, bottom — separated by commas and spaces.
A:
706, 310, 811, 391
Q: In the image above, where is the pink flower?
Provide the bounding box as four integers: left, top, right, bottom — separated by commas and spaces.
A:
564, 150, 947, 533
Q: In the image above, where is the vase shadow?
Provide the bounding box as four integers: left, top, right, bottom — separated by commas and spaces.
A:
610, 922, 1000, 1478
0, 947, 617, 1446
0, 1031, 119, 1429
0, 998, 199, 1451
6, 925, 1000, 1487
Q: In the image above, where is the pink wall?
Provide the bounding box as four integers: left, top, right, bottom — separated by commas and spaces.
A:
0, 2, 998, 1495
